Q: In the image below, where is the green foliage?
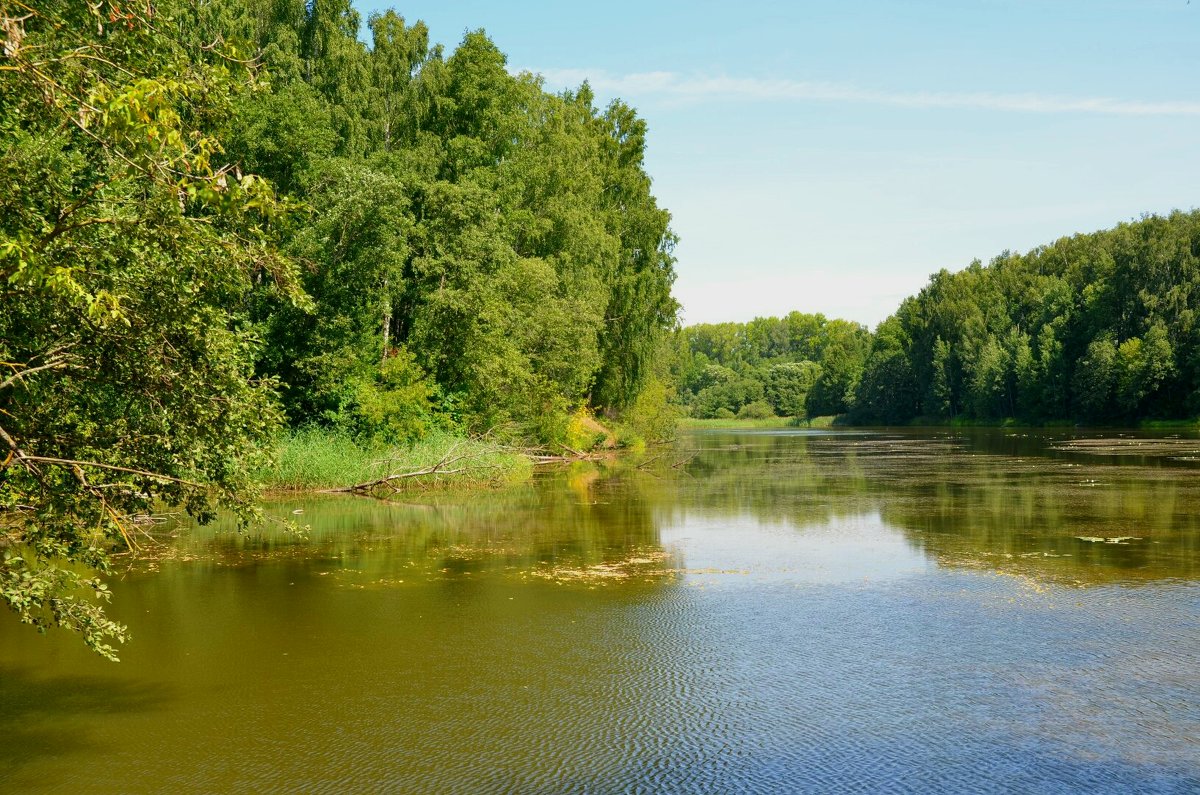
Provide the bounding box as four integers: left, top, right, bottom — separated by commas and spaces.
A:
1, 0, 301, 658
623, 377, 682, 443
737, 400, 776, 420
564, 408, 609, 452
1074, 338, 1117, 421
218, 7, 679, 437
866, 212, 1200, 425
340, 349, 434, 444
851, 317, 919, 424
676, 312, 869, 421
764, 361, 822, 417
693, 376, 765, 419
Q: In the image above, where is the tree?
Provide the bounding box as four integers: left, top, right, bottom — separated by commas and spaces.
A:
967, 335, 1011, 419
807, 319, 871, 417
852, 316, 918, 424
1, 0, 299, 658
930, 337, 955, 418
1073, 338, 1117, 421
367, 11, 429, 152
764, 361, 822, 418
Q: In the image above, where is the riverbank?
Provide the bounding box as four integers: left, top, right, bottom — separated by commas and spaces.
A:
255, 429, 532, 493
678, 415, 840, 430
901, 416, 1200, 430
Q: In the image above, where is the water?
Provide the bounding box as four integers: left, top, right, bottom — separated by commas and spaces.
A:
2, 428, 1199, 793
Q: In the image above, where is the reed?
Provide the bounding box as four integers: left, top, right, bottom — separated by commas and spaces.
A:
257, 428, 531, 492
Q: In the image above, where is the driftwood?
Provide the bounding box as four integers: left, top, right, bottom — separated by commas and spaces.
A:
326, 437, 687, 497
528, 443, 610, 466
323, 441, 511, 496
633, 450, 695, 475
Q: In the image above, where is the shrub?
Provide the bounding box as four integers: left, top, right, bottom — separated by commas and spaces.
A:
737, 400, 776, 420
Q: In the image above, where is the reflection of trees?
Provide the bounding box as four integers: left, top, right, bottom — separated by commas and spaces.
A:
154, 428, 1200, 587
661, 430, 876, 525
666, 429, 1200, 585
881, 469, 1200, 585
154, 463, 671, 582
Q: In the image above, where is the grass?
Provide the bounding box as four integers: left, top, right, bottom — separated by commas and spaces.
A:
1138, 418, 1200, 430
678, 415, 841, 429
256, 428, 532, 492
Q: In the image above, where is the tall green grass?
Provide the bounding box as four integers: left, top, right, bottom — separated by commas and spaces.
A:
257, 428, 532, 492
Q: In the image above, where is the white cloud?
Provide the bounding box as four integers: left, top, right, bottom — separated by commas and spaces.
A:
523, 67, 1200, 116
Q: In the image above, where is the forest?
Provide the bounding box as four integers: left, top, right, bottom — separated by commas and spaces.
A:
672, 313, 871, 421
852, 210, 1200, 425
0, 0, 675, 655
675, 210, 1200, 428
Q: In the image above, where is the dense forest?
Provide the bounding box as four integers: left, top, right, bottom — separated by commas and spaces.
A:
0, 0, 675, 655
675, 210, 1200, 427
673, 314, 871, 420
854, 210, 1200, 425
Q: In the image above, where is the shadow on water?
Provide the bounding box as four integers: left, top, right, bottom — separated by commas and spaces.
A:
0, 663, 173, 777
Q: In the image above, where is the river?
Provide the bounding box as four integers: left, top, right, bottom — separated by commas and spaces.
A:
2, 428, 1198, 792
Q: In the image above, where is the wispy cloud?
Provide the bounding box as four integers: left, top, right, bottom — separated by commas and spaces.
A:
525, 68, 1200, 116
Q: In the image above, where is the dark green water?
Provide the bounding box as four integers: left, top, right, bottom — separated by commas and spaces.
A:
3, 428, 1199, 793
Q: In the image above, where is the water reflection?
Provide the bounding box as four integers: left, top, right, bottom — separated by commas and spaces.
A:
669, 428, 1200, 585
2, 428, 1199, 793
124, 427, 1200, 591
138, 427, 1200, 587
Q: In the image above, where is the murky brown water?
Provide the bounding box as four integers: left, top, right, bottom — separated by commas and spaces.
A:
2, 428, 1198, 792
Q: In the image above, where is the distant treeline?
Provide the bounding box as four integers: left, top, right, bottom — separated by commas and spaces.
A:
677, 210, 1200, 425
673, 314, 871, 420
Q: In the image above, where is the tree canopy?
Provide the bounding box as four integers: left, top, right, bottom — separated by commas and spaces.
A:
1, 0, 678, 656
674, 312, 871, 420
853, 211, 1200, 425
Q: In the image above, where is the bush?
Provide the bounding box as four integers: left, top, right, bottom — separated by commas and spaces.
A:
623, 377, 681, 443
565, 407, 609, 451
348, 350, 435, 444
713, 407, 736, 420
737, 400, 776, 420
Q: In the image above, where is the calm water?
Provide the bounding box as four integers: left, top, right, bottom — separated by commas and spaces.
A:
2, 428, 1199, 793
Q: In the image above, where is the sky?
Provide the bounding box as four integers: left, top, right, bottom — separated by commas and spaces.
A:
356, 0, 1200, 328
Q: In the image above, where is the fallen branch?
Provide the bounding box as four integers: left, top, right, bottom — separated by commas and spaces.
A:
635, 453, 666, 470
528, 444, 610, 465
324, 443, 507, 496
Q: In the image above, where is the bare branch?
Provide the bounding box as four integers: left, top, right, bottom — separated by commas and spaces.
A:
21, 455, 205, 488
0, 357, 71, 391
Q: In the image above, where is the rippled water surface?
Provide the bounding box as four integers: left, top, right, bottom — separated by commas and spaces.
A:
3, 428, 1199, 793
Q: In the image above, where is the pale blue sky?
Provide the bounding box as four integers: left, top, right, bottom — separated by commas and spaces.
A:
357, 0, 1200, 327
